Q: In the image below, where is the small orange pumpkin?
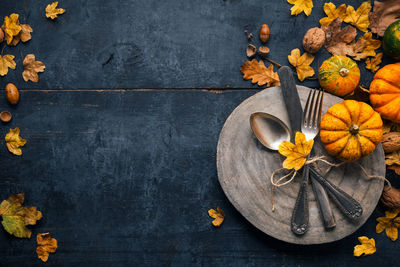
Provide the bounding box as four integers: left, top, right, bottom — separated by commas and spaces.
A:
320, 100, 383, 162
369, 62, 400, 123
318, 56, 360, 97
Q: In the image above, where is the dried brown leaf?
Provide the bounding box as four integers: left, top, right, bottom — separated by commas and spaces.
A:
369, 0, 400, 37
240, 59, 280, 87
22, 54, 45, 82
36, 233, 57, 262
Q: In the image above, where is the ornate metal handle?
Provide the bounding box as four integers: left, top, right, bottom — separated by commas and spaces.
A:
291, 165, 309, 235
309, 166, 363, 220
310, 175, 336, 229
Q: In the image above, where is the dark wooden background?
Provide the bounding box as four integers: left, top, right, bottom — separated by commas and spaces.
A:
0, 0, 398, 266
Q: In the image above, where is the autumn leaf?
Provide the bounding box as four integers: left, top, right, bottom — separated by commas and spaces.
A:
385, 151, 400, 166
0, 194, 42, 238
278, 132, 313, 171
376, 209, 400, 241
353, 32, 381, 60
10, 24, 33, 46
389, 165, 400, 176
344, 1, 371, 32
22, 54, 46, 82
240, 59, 280, 87
37, 233, 58, 262
208, 206, 225, 227
5, 127, 27, 156
366, 53, 383, 73
46, 2, 66, 19
287, 0, 313, 16
288, 48, 315, 82
0, 55, 16, 76
2, 13, 21, 45
320, 3, 347, 26
369, 0, 400, 37
354, 236, 376, 257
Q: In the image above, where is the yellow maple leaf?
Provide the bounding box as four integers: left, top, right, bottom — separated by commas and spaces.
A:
10, 24, 33, 46
366, 52, 383, 73
0, 193, 42, 238
287, 0, 313, 16
22, 54, 46, 83
354, 236, 376, 257
288, 48, 315, 82
320, 3, 347, 26
344, 1, 371, 32
278, 132, 313, 171
5, 127, 27, 156
2, 13, 21, 45
353, 32, 381, 61
36, 233, 58, 262
385, 151, 400, 166
0, 55, 16, 76
240, 59, 280, 87
208, 206, 225, 227
46, 2, 66, 19
376, 209, 400, 241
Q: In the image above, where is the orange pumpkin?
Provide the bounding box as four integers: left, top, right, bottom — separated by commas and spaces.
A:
318, 56, 360, 97
369, 62, 400, 123
320, 100, 383, 162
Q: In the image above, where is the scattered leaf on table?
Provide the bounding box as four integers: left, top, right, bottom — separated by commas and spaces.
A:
2, 13, 21, 45
288, 48, 314, 81
366, 52, 383, 73
369, 0, 400, 37
10, 24, 33, 46
353, 32, 381, 60
5, 127, 26, 156
320, 3, 347, 26
22, 54, 45, 82
354, 236, 376, 257
278, 132, 313, 171
0, 193, 42, 238
0, 55, 16, 76
287, 0, 313, 16
208, 206, 225, 227
323, 18, 357, 57
376, 209, 400, 241
36, 233, 57, 262
46, 2, 66, 19
240, 59, 280, 87
382, 121, 393, 134
343, 1, 371, 32
389, 164, 400, 175
385, 151, 400, 166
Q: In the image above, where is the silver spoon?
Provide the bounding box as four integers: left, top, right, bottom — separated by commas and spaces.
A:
250, 112, 290, 150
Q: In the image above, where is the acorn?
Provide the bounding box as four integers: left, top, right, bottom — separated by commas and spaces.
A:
5, 83, 19, 105
259, 24, 270, 43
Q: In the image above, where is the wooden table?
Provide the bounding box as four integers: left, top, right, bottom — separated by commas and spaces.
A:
0, 0, 398, 265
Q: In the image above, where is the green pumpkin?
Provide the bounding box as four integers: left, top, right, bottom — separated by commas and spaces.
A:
383, 20, 400, 60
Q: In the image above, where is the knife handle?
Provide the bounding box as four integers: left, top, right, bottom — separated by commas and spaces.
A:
309, 166, 363, 220
310, 174, 336, 229
291, 165, 309, 235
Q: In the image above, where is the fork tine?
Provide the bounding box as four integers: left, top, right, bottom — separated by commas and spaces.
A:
307, 89, 316, 127
312, 89, 322, 128
317, 89, 324, 126
303, 89, 313, 126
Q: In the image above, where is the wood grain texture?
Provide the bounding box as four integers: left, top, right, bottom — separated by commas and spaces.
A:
217, 86, 385, 244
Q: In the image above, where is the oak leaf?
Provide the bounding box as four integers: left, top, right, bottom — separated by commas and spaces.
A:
385, 151, 400, 166
37, 233, 58, 262
5, 127, 27, 156
288, 48, 314, 82
22, 54, 45, 82
0, 193, 42, 238
46, 2, 66, 19
344, 1, 371, 32
287, 0, 313, 16
2, 13, 21, 45
354, 236, 376, 257
366, 52, 383, 73
0, 55, 16, 76
369, 0, 400, 37
278, 132, 313, 171
208, 206, 225, 227
240, 59, 280, 87
320, 3, 347, 26
376, 209, 400, 241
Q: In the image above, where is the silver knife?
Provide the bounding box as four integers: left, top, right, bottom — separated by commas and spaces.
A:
278, 66, 336, 234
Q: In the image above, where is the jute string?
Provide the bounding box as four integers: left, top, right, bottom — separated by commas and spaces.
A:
270, 156, 390, 211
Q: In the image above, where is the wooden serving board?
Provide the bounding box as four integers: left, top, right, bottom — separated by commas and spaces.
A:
216, 86, 385, 245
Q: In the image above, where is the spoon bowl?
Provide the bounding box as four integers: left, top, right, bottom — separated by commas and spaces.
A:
250, 112, 290, 151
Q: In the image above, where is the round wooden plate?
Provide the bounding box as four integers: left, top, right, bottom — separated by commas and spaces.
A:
217, 86, 385, 245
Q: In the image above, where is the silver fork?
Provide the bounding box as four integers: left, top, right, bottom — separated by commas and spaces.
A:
291, 88, 325, 235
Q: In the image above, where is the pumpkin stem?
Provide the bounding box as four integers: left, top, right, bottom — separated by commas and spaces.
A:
349, 124, 359, 135
339, 68, 349, 77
